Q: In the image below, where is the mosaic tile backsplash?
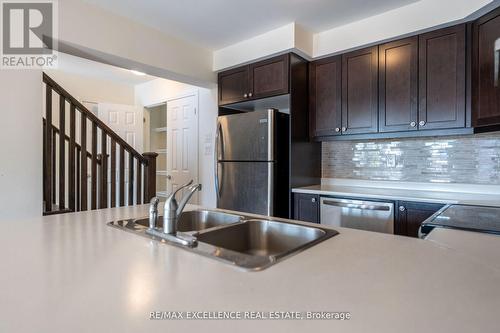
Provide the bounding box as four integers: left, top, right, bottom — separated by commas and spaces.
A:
322, 133, 500, 185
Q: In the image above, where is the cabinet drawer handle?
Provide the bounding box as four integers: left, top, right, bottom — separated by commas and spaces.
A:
335, 127, 340, 132
419, 120, 426, 126
410, 121, 416, 127
248, 92, 253, 97
311, 198, 317, 203
399, 206, 406, 212
243, 93, 248, 98
341, 127, 346, 132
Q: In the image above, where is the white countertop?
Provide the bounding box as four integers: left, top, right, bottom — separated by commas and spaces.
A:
293, 181, 500, 206
425, 228, 500, 271
1, 204, 500, 332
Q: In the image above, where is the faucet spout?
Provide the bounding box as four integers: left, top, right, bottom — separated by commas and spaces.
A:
176, 183, 202, 216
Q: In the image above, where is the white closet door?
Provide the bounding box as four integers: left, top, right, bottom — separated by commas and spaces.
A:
166, 93, 199, 203
98, 103, 143, 205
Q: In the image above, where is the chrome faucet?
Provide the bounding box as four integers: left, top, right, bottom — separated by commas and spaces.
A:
163, 180, 202, 234
146, 180, 202, 247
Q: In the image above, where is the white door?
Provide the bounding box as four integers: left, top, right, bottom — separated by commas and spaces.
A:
98, 103, 143, 153
98, 103, 143, 205
167, 93, 199, 203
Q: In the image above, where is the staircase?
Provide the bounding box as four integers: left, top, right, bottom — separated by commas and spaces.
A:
42, 73, 158, 215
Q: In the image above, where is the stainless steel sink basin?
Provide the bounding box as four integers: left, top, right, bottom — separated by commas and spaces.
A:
108, 209, 338, 271
196, 219, 327, 258
134, 210, 244, 232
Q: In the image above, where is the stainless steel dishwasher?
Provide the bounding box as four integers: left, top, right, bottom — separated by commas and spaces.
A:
320, 197, 394, 234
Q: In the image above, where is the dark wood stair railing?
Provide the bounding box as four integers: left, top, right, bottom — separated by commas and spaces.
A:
42, 72, 158, 215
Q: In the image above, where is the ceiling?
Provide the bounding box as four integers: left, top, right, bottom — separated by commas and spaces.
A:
82, 0, 419, 50
50, 52, 157, 85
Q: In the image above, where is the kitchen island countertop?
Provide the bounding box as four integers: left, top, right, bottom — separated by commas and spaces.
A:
1, 204, 499, 333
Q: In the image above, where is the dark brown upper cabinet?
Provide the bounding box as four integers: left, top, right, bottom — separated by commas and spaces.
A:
342, 46, 379, 134
420, 25, 466, 130
249, 55, 289, 99
218, 66, 249, 105
309, 56, 342, 137
218, 54, 289, 106
473, 7, 500, 128
379, 37, 418, 133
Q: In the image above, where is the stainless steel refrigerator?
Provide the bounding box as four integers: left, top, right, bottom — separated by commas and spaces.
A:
215, 109, 288, 216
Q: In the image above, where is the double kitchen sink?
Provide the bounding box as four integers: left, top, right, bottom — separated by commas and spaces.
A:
108, 210, 338, 271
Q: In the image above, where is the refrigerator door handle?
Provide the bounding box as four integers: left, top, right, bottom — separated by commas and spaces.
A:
267, 162, 274, 216
214, 121, 222, 198
268, 109, 275, 161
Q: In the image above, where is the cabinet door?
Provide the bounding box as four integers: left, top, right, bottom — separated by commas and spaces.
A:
419, 25, 466, 130
473, 7, 500, 127
293, 193, 319, 224
218, 66, 249, 105
396, 201, 444, 237
342, 46, 379, 134
249, 54, 289, 99
379, 37, 418, 133
309, 56, 342, 137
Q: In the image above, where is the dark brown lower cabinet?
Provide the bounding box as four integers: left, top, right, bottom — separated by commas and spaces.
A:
293, 193, 319, 224
395, 201, 444, 237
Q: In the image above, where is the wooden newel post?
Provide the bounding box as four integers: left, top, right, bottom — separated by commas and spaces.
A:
143, 152, 158, 203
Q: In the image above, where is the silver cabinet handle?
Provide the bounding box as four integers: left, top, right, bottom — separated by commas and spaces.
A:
341, 127, 346, 132
323, 200, 391, 211
419, 120, 426, 126
243, 93, 248, 98
399, 206, 406, 212
248, 92, 253, 97
335, 127, 340, 132
311, 197, 317, 203
410, 121, 416, 127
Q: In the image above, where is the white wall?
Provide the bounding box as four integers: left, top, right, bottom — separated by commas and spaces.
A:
44, 70, 136, 105
213, 23, 296, 71
213, 22, 315, 71
313, 0, 493, 57
0, 70, 43, 221
135, 79, 218, 208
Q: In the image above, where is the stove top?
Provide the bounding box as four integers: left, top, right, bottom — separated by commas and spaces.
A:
421, 204, 500, 235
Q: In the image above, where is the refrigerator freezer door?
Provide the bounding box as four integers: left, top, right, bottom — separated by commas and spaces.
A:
217, 109, 275, 161
216, 161, 274, 216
